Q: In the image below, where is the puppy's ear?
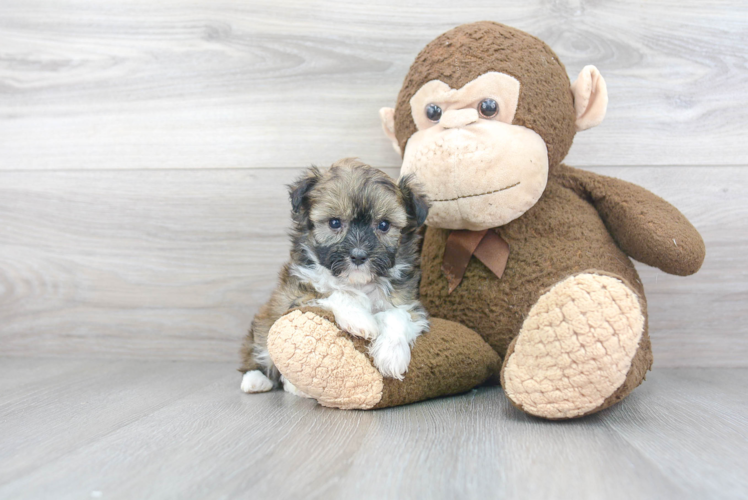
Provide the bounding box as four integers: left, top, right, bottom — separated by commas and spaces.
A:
398, 174, 430, 228
289, 167, 322, 215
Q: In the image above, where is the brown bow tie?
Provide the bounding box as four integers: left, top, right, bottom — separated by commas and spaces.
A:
442, 229, 510, 294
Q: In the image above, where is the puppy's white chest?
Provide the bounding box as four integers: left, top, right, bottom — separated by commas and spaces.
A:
358, 284, 391, 314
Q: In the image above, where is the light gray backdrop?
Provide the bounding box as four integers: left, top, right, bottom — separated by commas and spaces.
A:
1, 0, 746, 367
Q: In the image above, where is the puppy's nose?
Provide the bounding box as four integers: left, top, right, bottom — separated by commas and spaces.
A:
350, 248, 368, 266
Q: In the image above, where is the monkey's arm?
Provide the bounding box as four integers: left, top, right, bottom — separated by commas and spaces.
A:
555, 164, 705, 276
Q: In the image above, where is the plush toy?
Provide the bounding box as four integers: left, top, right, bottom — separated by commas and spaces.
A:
266, 22, 705, 419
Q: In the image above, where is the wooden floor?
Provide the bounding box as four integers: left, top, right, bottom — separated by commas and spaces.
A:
0, 359, 745, 500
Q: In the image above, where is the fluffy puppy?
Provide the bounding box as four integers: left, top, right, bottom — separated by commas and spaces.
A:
240, 158, 430, 396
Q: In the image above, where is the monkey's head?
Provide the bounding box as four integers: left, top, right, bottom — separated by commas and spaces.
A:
380, 22, 608, 231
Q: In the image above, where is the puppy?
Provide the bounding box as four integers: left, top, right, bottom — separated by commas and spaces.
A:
240, 158, 430, 396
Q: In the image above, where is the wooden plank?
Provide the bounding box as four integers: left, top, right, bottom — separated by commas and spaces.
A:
0, 359, 745, 499
606, 368, 748, 499
0, 0, 746, 170
0, 359, 230, 485
0, 166, 745, 366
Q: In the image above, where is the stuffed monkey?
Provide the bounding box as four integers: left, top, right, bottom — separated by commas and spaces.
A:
265, 22, 705, 419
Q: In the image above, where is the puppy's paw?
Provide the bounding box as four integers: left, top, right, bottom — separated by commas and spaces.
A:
370, 307, 426, 380
281, 375, 313, 399
335, 309, 379, 340
370, 335, 411, 380
241, 370, 273, 393
375, 307, 429, 342
313, 291, 379, 339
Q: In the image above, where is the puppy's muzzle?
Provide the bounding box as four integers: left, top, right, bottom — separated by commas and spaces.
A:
350, 248, 368, 266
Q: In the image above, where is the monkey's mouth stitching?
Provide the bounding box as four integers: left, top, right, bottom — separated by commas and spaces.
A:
431, 182, 521, 203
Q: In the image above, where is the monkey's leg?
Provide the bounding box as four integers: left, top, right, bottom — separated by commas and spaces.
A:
500, 272, 653, 420
267, 308, 500, 410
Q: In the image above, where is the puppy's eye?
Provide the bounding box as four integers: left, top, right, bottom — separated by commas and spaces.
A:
329, 218, 342, 229
377, 220, 390, 232
478, 98, 499, 118
425, 104, 442, 122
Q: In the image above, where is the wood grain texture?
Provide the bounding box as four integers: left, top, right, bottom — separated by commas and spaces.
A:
0, 166, 744, 366
0, 358, 230, 486
1, 0, 746, 170
0, 359, 745, 499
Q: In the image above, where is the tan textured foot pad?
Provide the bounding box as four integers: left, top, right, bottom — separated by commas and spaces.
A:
502, 273, 645, 419
267, 310, 384, 410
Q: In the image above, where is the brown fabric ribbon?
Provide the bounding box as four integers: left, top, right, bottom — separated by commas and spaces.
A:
442, 229, 510, 294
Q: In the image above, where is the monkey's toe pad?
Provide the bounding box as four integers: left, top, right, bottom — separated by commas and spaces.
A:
267, 310, 384, 410
502, 273, 645, 419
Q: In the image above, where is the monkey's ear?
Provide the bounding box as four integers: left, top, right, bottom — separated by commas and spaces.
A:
288, 167, 321, 215
379, 107, 402, 156
571, 65, 608, 132
399, 174, 430, 228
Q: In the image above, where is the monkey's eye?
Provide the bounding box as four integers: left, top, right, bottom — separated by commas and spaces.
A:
329, 218, 342, 229
479, 99, 499, 118
377, 220, 391, 232
425, 104, 442, 122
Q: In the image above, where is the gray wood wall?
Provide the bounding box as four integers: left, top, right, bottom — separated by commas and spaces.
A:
1, 0, 746, 367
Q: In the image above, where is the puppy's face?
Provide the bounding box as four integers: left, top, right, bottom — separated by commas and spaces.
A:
289, 159, 429, 285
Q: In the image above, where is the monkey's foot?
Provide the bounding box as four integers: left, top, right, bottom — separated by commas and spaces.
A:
267, 308, 384, 409
267, 308, 500, 410
501, 273, 651, 419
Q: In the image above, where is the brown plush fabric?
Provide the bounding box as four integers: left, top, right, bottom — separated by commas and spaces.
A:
420, 172, 651, 359
415, 161, 705, 416
393, 21, 577, 170
309, 308, 502, 409
373, 318, 501, 409
554, 165, 706, 276
282, 308, 500, 409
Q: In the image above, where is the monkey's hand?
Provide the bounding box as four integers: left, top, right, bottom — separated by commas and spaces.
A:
557, 164, 705, 276
312, 292, 379, 340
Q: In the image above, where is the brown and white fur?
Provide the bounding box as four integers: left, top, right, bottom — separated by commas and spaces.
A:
240, 158, 430, 396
